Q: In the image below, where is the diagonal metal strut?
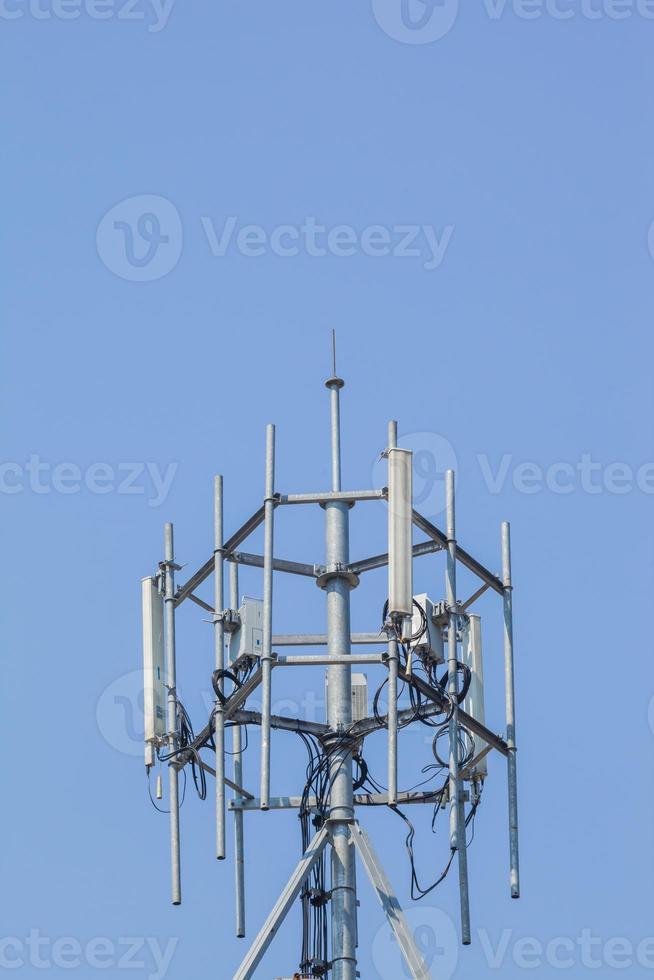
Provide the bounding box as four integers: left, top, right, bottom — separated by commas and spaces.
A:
232, 824, 330, 980
350, 822, 432, 979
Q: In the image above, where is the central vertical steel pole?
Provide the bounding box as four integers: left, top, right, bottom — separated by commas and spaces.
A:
445, 471, 471, 945
325, 374, 357, 980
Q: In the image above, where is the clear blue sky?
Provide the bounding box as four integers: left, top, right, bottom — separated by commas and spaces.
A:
3, 3, 653, 978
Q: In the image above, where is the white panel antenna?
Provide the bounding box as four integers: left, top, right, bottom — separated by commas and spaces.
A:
388, 447, 413, 623
462, 614, 488, 779
142, 575, 165, 769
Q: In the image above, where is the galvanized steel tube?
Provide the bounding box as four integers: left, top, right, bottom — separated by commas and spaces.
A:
214, 476, 226, 860
502, 521, 521, 899
260, 424, 276, 809
387, 420, 399, 805
445, 472, 471, 944
230, 560, 246, 935
164, 522, 182, 905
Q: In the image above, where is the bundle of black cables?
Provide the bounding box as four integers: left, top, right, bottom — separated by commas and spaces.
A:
295, 725, 363, 977
156, 696, 207, 801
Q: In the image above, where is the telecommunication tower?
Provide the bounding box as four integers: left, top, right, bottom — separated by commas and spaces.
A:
141, 338, 521, 979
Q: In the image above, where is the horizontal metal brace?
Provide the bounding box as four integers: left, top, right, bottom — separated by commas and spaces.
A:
229, 788, 449, 811
232, 709, 330, 738
274, 654, 386, 667
351, 699, 450, 738
272, 632, 388, 647
227, 551, 319, 578
348, 539, 442, 576
412, 509, 505, 596
278, 489, 386, 506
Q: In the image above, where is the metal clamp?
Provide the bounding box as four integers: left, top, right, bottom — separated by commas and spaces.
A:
316, 564, 360, 590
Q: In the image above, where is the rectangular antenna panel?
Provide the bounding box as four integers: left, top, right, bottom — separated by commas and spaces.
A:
388, 448, 413, 620
230, 597, 264, 661
461, 614, 488, 778
142, 575, 166, 768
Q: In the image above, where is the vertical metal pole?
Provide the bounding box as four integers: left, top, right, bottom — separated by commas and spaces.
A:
325, 374, 357, 980
164, 522, 181, 905
502, 521, 521, 899
260, 424, 276, 809
387, 420, 399, 806
230, 561, 246, 936
445, 472, 471, 944
214, 476, 226, 860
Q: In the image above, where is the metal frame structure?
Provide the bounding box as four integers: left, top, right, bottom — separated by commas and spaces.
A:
144, 346, 521, 979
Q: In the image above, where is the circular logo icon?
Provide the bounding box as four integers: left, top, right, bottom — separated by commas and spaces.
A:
371, 430, 458, 521
372, 904, 459, 980
96, 669, 147, 757
96, 194, 183, 282
371, 0, 459, 44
